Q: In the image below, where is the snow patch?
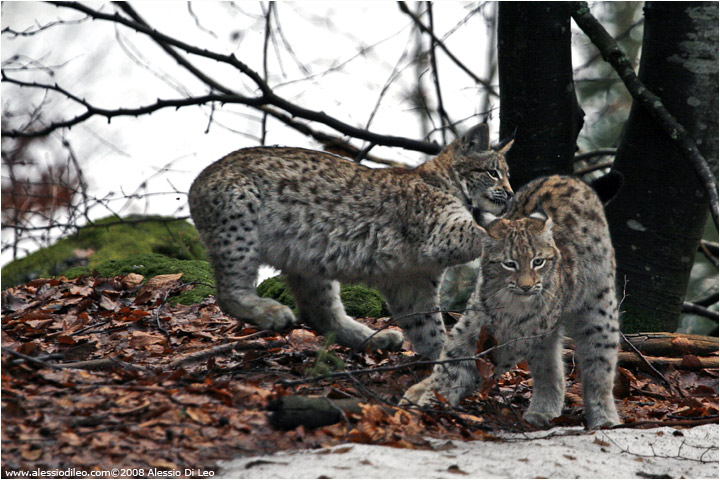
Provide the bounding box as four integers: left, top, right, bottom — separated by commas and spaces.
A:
219, 425, 718, 479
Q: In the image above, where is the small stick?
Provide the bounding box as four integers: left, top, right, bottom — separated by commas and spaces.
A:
619, 332, 685, 398
167, 330, 270, 368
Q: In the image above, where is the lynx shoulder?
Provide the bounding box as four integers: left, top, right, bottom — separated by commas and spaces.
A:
402, 175, 620, 429
189, 124, 513, 360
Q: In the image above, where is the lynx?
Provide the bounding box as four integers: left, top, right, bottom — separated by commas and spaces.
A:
188, 125, 513, 360
402, 175, 620, 429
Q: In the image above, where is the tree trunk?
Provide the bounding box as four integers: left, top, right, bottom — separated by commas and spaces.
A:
498, 2, 584, 189
605, 2, 719, 333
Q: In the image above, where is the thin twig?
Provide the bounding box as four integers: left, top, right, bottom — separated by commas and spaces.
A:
167, 330, 270, 368
397, 1, 496, 95
426, 3, 456, 141
619, 332, 685, 398
281, 328, 553, 387
698, 241, 719, 268
1, 347, 148, 372
260, 2, 272, 146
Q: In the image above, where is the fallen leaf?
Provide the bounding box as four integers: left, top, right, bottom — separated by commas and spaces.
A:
129, 331, 166, 349
186, 407, 212, 424
122, 273, 145, 288
20, 445, 42, 461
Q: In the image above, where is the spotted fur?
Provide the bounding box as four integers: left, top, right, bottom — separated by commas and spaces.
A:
402, 175, 620, 428
188, 125, 513, 360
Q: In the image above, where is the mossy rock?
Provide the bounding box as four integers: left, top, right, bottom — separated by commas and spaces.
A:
2, 215, 205, 289
64, 253, 214, 305
257, 275, 386, 318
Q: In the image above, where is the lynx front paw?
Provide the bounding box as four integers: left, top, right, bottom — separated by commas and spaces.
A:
523, 410, 556, 427
585, 410, 621, 430
400, 377, 434, 406
365, 328, 404, 351
253, 302, 297, 331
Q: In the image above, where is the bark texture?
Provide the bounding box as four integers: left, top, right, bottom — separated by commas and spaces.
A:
605, 2, 719, 332
498, 2, 584, 189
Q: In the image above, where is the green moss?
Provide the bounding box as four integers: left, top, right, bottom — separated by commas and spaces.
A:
65, 253, 214, 305
339, 284, 384, 318
2, 215, 205, 289
256, 275, 385, 318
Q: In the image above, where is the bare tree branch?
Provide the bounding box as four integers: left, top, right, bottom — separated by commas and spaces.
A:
1, 2, 442, 154
682, 302, 719, 322
570, 1, 719, 229
427, 3, 457, 142
397, 1, 497, 96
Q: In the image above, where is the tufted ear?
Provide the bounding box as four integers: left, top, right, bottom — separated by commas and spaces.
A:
493, 133, 515, 155
496, 138, 514, 155
460, 124, 490, 152
529, 202, 548, 222
528, 202, 553, 235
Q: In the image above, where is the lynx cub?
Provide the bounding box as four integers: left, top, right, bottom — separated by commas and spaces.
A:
402, 176, 620, 429
189, 125, 513, 360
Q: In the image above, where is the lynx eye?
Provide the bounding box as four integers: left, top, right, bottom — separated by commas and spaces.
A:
532, 258, 546, 269
486, 169, 500, 180
501, 260, 518, 271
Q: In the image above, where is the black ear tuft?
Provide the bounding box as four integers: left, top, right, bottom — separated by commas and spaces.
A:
461, 124, 490, 152
493, 127, 516, 153
589, 170, 623, 206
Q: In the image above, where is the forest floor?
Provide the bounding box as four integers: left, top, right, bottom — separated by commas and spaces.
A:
1, 273, 718, 479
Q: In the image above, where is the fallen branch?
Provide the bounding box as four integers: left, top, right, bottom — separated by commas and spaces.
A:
618, 352, 718, 370
621, 332, 718, 356
267, 395, 365, 430
570, 1, 719, 229
619, 332, 684, 397
167, 330, 273, 368
614, 417, 719, 429
1, 347, 147, 372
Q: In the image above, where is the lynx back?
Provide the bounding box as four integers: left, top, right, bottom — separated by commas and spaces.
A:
189, 125, 513, 360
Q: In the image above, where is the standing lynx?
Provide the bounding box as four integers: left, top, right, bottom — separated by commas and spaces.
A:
189, 125, 513, 360
402, 175, 620, 429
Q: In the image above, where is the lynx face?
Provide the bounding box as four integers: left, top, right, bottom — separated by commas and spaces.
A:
450, 130, 514, 218
481, 212, 560, 311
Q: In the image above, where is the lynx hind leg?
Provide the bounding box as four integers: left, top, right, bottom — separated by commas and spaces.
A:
285, 275, 403, 351
400, 313, 482, 407
194, 191, 296, 331
566, 300, 621, 429
384, 278, 446, 360
523, 328, 565, 427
